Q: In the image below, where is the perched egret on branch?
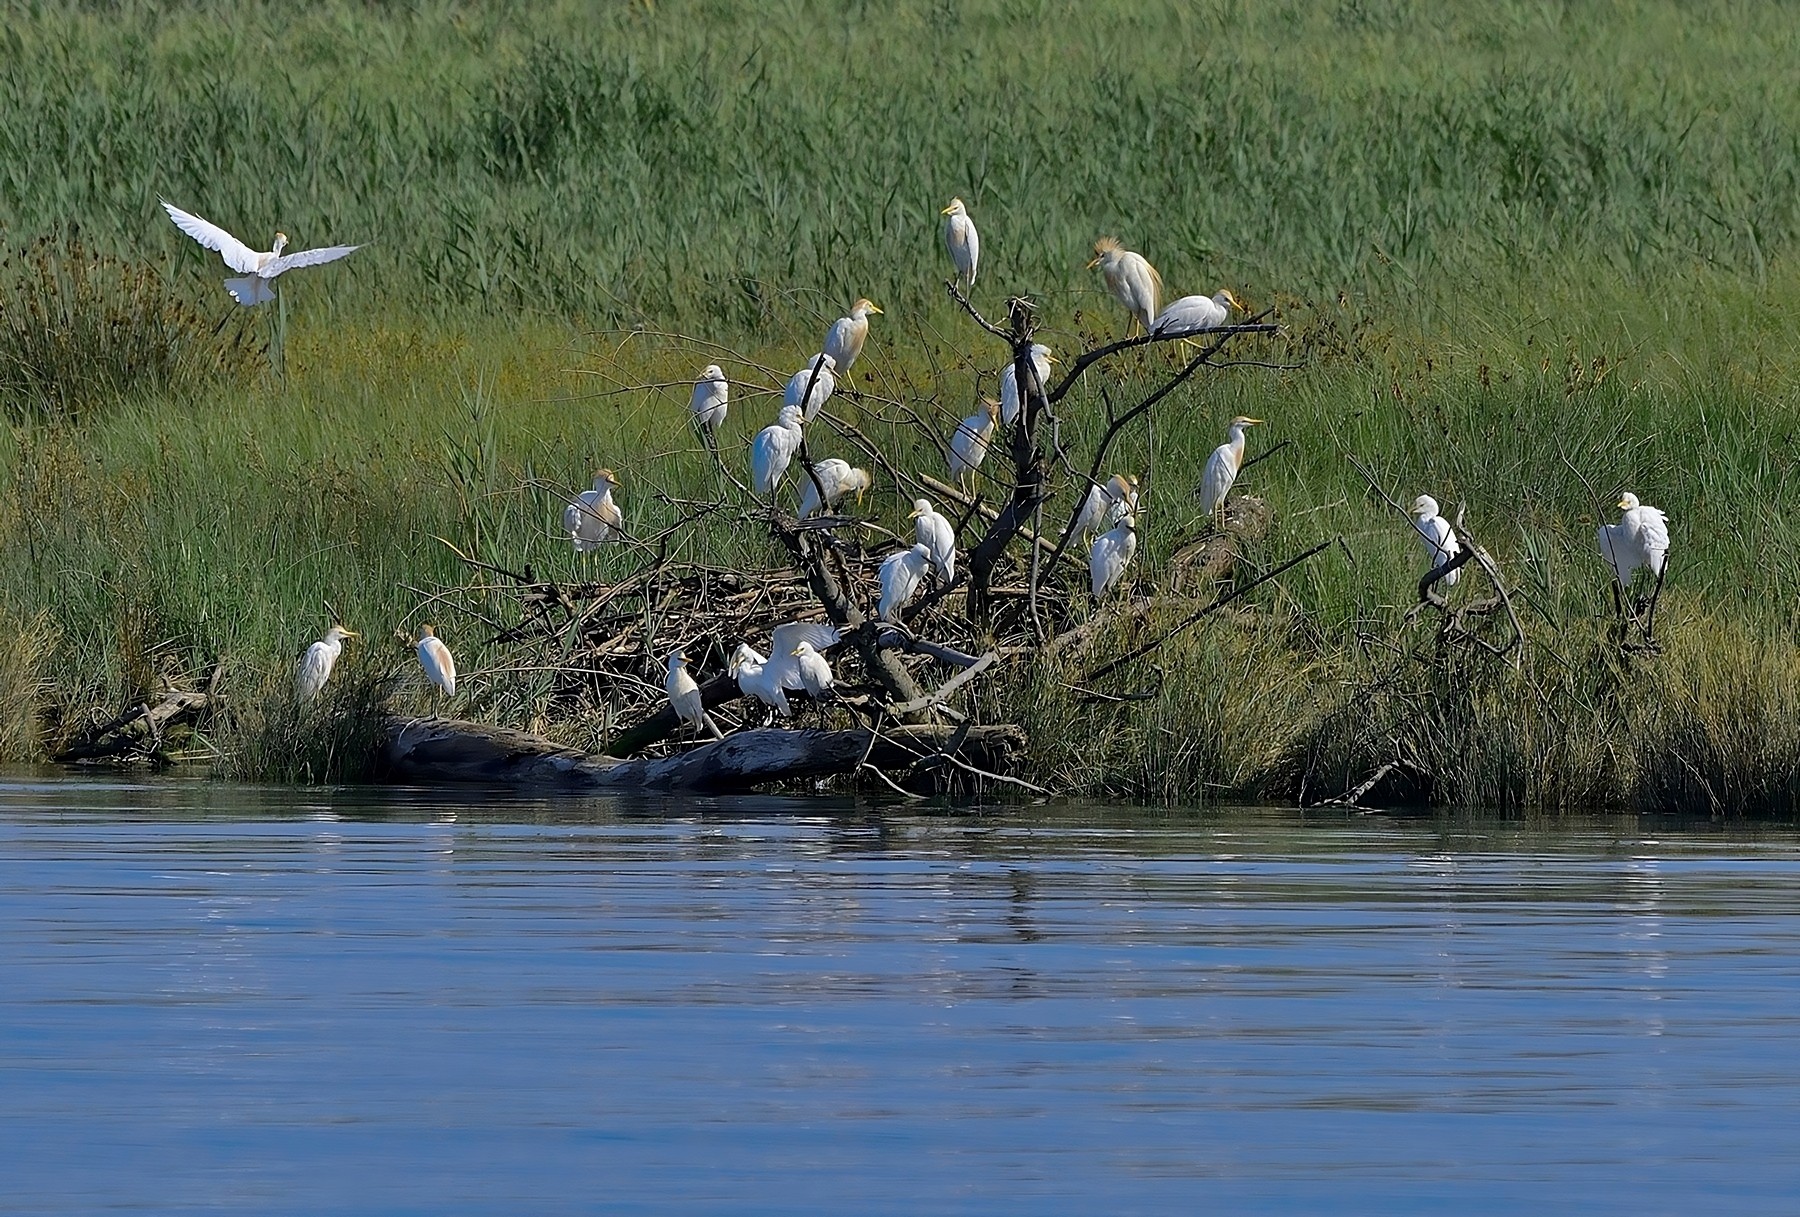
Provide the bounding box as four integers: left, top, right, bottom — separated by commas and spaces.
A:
999, 343, 1055, 426
942, 198, 979, 287
1074, 473, 1139, 544
797, 459, 872, 519
1088, 237, 1163, 332
910, 498, 956, 582
161, 200, 360, 307
1198, 416, 1263, 518
690, 365, 729, 435
784, 353, 838, 422
295, 625, 357, 702
416, 625, 457, 699
564, 469, 622, 552
1152, 289, 1244, 337
1089, 514, 1138, 599
878, 543, 933, 621
664, 649, 723, 740
1597, 492, 1670, 587
1410, 495, 1462, 587
791, 641, 836, 700
948, 398, 1001, 492
751, 404, 806, 498
823, 300, 882, 373
729, 622, 841, 717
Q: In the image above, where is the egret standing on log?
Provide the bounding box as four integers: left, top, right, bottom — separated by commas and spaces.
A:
1090, 514, 1138, 599
791, 640, 836, 701
1089, 237, 1163, 333
878, 543, 933, 621
784, 353, 838, 422
797, 459, 872, 519
948, 398, 1000, 493
823, 300, 882, 374
416, 625, 457, 699
564, 469, 622, 552
1153, 289, 1243, 338
910, 498, 956, 582
999, 344, 1054, 427
1198, 416, 1263, 520
295, 625, 357, 702
161, 201, 360, 307
751, 404, 806, 498
1597, 492, 1670, 588
690, 365, 729, 438
1410, 495, 1462, 587
942, 198, 979, 287
664, 650, 723, 740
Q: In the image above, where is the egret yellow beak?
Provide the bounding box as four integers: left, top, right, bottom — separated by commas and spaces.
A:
790, 647, 804, 657
856, 486, 866, 505
1045, 354, 1058, 364
1245, 417, 1265, 425
940, 203, 956, 215
341, 628, 360, 639
868, 304, 884, 315
1085, 256, 1101, 269
1616, 498, 1632, 510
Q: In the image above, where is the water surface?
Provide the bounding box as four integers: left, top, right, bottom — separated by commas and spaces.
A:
3, 776, 1798, 1214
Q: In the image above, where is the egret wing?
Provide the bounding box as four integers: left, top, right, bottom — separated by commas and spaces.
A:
266, 244, 361, 274
163, 201, 261, 273
768, 622, 842, 687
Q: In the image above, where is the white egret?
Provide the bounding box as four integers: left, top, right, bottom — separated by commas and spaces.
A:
563, 469, 622, 552
294, 624, 358, 702
751, 404, 806, 497
791, 640, 836, 700
1074, 473, 1139, 544
1089, 514, 1139, 599
878, 543, 934, 621
1088, 237, 1163, 332
728, 622, 842, 717
797, 459, 872, 519
1152, 289, 1244, 337
1410, 495, 1462, 586
948, 398, 1001, 491
161, 200, 360, 307
784, 353, 838, 422
690, 365, 729, 434
1597, 492, 1671, 587
942, 197, 979, 287
664, 649, 723, 740
1198, 416, 1263, 518
999, 343, 1055, 426
823, 300, 882, 373
910, 498, 956, 581
729, 645, 792, 718
416, 625, 456, 699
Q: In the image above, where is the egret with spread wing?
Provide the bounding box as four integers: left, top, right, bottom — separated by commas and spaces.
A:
161, 200, 359, 306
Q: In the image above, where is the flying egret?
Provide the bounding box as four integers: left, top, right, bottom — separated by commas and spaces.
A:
823, 300, 882, 373
1088, 237, 1163, 332
797, 459, 872, 519
878, 543, 934, 621
416, 625, 457, 699
784, 353, 838, 422
161, 200, 360, 307
751, 404, 806, 498
1198, 416, 1263, 519
1152, 289, 1244, 337
948, 398, 1001, 492
942, 198, 979, 287
1410, 495, 1462, 587
791, 640, 836, 701
910, 498, 956, 581
1074, 473, 1139, 544
1597, 492, 1670, 587
999, 343, 1055, 426
690, 365, 729, 435
1089, 514, 1138, 599
294, 624, 358, 702
564, 469, 623, 552
664, 649, 723, 740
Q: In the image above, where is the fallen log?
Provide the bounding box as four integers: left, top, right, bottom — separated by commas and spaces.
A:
385, 716, 1028, 793
55, 666, 223, 764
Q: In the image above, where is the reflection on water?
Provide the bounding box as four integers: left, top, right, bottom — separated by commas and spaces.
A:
3, 775, 1799, 1215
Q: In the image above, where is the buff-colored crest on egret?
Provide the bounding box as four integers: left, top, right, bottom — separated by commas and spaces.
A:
910, 498, 956, 582
797, 459, 872, 519
1088, 237, 1163, 332
1198, 416, 1263, 518
1410, 495, 1462, 586
295, 625, 358, 702
823, 300, 882, 373
416, 625, 456, 698
1074, 473, 1139, 544
161, 200, 360, 306
942, 198, 980, 287
999, 344, 1054, 427
1597, 492, 1670, 587
564, 469, 622, 552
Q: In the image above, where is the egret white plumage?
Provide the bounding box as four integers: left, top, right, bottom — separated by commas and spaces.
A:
1596, 492, 1670, 588
823, 300, 882, 373
948, 398, 1000, 491
791, 640, 836, 700
784, 353, 838, 422
664, 649, 723, 739
161, 200, 360, 307
878, 543, 933, 621
910, 498, 956, 582
294, 625, 357, 702
797, 459, 872, 519
563, 469, 622, 552
942, 198, 979, 287
1198, 416, 1263, 518
1088, 237, 1163, 332
729, 622, 842, 716
1152, 289, 1244, 337
999, 343, 1055, 426
729, 646, 792, 717
751, 404, 806, 497
690, 365, 729, 434
1074, 473, 1139, 543
1089, 514, 1138, 598
416, 625, 456, 698
1410, 495, 1462, 586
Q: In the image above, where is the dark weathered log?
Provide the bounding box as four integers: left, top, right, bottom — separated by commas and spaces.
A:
56, 689, 213, 763
385, 716, 1027, 793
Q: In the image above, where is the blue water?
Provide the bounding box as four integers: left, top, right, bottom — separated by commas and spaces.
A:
3, 776, 1799, 1215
